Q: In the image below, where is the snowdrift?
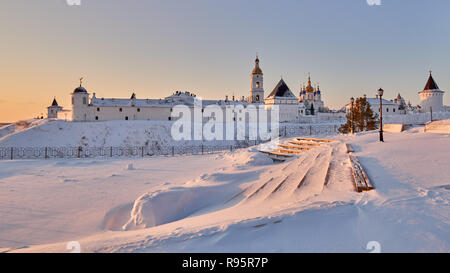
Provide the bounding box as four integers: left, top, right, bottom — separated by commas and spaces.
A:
383, 124, 405, 133
120, 186, 231, 230
0, 120, 175, 148
103, 148, 272, 231
101, 141, 348, 237
425, 119, 450, 134
0, 119, 49, 139
0, 124, 14, 138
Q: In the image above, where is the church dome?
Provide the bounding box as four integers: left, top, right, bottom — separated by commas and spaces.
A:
252, 67, 263, 75
305, 75, 314, 92
252, 56, 263, 75
74, 86, 88, 93
73, 78, 88, 93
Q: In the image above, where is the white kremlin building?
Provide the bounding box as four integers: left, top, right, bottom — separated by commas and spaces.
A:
345, 72, 448, 116
48, 56, 329, 123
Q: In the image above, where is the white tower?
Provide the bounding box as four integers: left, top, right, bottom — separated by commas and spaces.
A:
419, 71, 444, 113
47, 98, 62, 119
250, 56, 264, 103
71, 78, 90, 121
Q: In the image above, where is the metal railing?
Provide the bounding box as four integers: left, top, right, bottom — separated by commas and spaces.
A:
0, 141, 265, 160
280, 124, 340, 137
0, 124, 342, 160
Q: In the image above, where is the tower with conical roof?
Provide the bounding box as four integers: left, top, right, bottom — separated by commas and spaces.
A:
250, 55, 264, 103
418, 71, 444, 112
47, 97, 63, 119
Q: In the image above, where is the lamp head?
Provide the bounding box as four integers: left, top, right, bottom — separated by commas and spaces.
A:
377, 88, 384, 97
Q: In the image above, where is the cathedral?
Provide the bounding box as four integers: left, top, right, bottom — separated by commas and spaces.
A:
299, 75, 325, 115
48, 56, 328, 123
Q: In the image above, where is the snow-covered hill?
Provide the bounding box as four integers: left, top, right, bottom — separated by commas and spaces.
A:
0, 119, 341, 150
0, 120, 181, 148
0, 119, 49, 139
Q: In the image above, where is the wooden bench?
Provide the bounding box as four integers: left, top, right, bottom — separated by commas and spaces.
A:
346, 144, 354, 153
349, 155, 374, 192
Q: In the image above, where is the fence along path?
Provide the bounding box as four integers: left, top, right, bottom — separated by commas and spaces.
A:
0, 141, 263, 160
0, 124, 342, 160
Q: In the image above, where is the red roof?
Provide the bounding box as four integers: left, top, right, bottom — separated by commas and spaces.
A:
424, 74, 439, 90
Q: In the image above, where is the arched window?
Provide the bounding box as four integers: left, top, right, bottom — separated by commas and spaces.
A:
256, 82, 260, 88
83, 97, 87, 105
119, 108, 122, 112
256, 95, 260, 101
125, 116, 128, 120
95, 116, 99, 120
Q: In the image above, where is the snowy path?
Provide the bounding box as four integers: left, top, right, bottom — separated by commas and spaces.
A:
4, 138, 357, 252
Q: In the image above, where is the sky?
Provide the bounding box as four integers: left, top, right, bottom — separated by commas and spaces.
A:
1, 0, 449, 122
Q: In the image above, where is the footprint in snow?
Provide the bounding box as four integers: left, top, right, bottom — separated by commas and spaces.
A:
63, 179, 79, 183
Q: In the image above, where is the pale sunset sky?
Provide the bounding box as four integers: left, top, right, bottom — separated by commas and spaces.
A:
1, 0, 449, 122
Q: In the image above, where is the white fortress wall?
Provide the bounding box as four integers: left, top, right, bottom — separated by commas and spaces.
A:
383, 112, 450, 125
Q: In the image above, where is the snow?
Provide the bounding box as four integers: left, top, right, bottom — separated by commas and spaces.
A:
0, 120, 177, 148
426, 119, 450, 134
383, 124, 404, 133
431, 119, 450, 125
0, 119, 48, 139
0, 120, 340, 150
365, 98, 397, 105
0, 126, 449, 253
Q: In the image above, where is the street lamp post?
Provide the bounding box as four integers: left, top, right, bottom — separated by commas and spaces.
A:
350, 97, 355, 134
378, 88, 384, 142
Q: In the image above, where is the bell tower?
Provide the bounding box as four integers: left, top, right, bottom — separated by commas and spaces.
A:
72, 77, 90, 121
250, 55, 264, 103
